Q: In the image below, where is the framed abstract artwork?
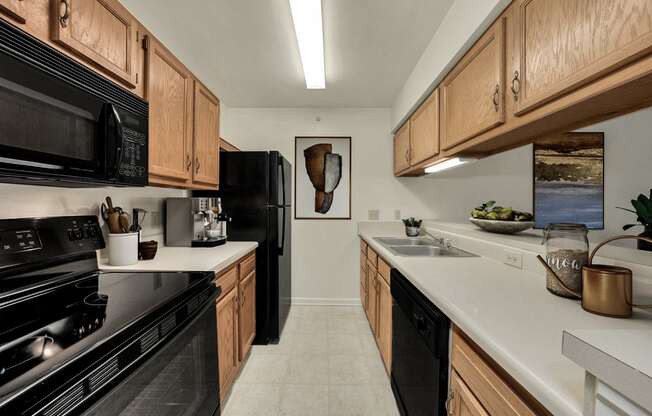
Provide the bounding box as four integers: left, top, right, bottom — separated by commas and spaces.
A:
533, 132, 605, 229
295, 136, 351, 220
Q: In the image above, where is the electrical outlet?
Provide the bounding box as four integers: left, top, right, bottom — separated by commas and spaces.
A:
368, 209, 380, 221
503, 249, 523, 269
149, 211, 161, 227
394, 209, 401, 220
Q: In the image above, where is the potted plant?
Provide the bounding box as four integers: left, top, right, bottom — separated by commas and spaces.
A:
618, 189, 652, 251
402, 217, 422, 237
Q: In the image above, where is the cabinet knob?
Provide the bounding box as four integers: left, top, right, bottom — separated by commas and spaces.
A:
186, 155, 192, 171
445, 390, 455, 415
492, 84, 500, 111
510, 70, 521, 102
59, 0, 70, 28
404, 149, 409, 163
195, 157, 201, 173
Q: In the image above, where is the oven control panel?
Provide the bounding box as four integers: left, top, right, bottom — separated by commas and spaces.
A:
0, 216, 105, 261
0, 228, 42, 253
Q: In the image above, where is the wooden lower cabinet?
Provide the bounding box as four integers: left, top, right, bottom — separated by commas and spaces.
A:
450, 370, 489, 416
215, 251, 256, 401
216, 286, 239, 402
360, 239, 392, 374
450, 327, 549, 416
238, 269, 256, 360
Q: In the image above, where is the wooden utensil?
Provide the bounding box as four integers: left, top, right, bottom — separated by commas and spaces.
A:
119, 213, 130, 233
105, 196, 114, 212
107, 212, 121, 234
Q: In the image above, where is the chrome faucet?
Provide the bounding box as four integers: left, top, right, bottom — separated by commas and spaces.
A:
420, 229, 452, 249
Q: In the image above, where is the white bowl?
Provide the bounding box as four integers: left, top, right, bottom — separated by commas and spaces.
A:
469, 218, 534, 234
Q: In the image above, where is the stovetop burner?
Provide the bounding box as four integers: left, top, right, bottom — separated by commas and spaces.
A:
83, 292, 108, 306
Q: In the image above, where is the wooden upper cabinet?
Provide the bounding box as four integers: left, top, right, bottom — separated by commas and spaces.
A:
216, 287, 239, 402
51, 0, 138, 88
192, 81, 220, 188
514, 0, 652, 115
146, 36, 194, 186
238, 270, 256, 361
393, 121, 411, 174
441, 17, 506, 151
409, 89, 440, 165
0, 0, 27, 23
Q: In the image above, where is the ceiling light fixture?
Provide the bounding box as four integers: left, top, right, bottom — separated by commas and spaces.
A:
424, 157, 478, 174
289, 0, 325, 89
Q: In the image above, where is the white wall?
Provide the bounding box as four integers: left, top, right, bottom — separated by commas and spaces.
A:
422, 106, 652, 240
0, 185, 187, 241
222, 108, 440, 304
391, 0, 510, 130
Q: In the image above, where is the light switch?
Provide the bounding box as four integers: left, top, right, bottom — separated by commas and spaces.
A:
394, 209, 401, 220
368, 209, 380, 220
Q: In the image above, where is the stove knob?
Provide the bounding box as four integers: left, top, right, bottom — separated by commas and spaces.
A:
68, 230, 76, 241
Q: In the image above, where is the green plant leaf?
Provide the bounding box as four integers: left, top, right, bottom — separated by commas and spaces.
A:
632, 199, 649, 219
623, 224, 640, 230
617, 207, 638, 214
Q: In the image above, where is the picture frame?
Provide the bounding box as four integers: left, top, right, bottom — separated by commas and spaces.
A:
533, 132, 605, 229
294, 136, 351, 220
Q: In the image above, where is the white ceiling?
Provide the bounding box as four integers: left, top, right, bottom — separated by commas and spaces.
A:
122, 0, 454, 108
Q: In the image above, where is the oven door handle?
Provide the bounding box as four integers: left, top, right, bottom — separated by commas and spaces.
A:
105, 103, 125, 179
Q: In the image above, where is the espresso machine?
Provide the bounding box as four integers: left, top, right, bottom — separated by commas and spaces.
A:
165, 197, 227, 247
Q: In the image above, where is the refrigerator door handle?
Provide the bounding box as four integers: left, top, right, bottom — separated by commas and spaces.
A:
278, 206, 286, 255
280, 157, 287, 207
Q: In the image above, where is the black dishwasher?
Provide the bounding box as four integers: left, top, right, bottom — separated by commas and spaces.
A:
391, 269, 450, 416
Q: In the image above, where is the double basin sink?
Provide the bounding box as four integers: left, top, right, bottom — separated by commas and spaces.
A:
373, 237, 477, 258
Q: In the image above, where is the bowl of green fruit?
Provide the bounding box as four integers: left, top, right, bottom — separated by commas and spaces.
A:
469, 201, 534, 234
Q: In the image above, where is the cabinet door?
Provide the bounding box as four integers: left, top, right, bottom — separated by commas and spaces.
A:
216, 288, 239, 401
146, 36, 194, 186
366, 266, 378, 334
409, 89, 440, 165
393, 121, 411, 174
0, 0, 27, 23
51, 0, 137, 88
514, 0, 652, 115
238, 271, 256, 361
441, 18, 506, 150
451, 371, 490, 416
377, 277, 392, 373
192, 81, 220, 188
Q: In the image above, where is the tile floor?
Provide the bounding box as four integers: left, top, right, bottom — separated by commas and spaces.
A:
222, 305, 400, 416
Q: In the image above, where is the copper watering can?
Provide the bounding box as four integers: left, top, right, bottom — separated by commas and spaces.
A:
537, 235, 652, 318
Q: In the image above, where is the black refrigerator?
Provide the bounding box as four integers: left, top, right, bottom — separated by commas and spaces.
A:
196, 151, 291, 344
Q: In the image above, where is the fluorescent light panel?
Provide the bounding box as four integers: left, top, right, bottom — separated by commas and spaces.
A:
424, 157, 478, 174
289, 0, 325, 89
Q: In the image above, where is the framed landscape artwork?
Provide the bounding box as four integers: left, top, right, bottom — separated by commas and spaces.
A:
295, 136, 351, 220
533, 132, 604, 229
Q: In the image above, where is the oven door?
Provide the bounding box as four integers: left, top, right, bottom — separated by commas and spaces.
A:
81, 300, 219, 416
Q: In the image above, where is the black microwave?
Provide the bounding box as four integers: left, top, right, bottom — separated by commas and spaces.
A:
0, 19, 148, 187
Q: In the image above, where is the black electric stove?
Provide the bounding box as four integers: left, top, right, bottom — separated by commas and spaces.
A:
0, 216, 220, 416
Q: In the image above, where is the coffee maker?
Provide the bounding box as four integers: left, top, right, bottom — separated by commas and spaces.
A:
165, 197, 227, 247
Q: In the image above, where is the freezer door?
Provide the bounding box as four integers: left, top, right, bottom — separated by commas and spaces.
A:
269, 152, 292, 207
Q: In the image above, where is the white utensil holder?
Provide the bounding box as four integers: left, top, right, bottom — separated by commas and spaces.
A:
108, 232, 139, 266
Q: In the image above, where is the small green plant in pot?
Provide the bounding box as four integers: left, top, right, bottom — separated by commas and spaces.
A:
617, 189, 652, 251
402, 217, 422, 237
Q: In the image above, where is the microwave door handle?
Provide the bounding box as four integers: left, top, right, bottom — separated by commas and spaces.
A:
107, 104, 124, 178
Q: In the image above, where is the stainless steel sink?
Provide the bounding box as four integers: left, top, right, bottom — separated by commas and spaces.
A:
374, 237, 439, 246
373, 237, 478, 257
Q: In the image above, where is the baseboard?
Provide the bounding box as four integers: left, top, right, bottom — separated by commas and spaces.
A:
291, 297, 362, 306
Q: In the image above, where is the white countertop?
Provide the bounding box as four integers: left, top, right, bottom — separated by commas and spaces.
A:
99, 242, 258, 273
563, 329, 652, 411
358, 222, 652, 416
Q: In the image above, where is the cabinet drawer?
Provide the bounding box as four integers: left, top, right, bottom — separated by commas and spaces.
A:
215, 265, 237, 302
451, 328, 542, 416
366, 247, 378, 267
239, 252, 256, 279
377, 257, 391, 284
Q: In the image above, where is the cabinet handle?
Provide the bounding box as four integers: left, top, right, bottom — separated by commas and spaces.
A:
510, 70, 520, 102
195, 157, 201, 173
492, 84, 500, 111
59, 0, 70, 28
186, 155, 191, 171
404, 149, 409, 163
445, 390, 455, 415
